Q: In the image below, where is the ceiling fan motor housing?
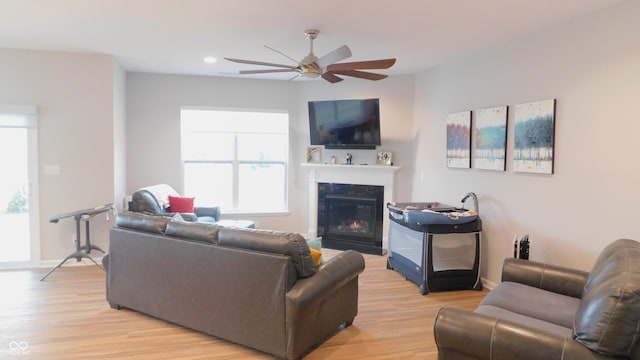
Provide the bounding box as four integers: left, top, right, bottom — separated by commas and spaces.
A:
302, 30, 322, 77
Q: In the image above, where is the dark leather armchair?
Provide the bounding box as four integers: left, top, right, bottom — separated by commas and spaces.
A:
129, 184, 220, 223
434, 239, 640, 360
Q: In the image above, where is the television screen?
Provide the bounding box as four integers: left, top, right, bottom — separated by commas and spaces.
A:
308, 98, 381, 149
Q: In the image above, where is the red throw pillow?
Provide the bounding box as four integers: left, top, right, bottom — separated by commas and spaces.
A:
168, 195, 195, 213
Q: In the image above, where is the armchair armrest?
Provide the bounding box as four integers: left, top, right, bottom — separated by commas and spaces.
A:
434, 307, 608, 360
502, 258, 588, 298
286, 250, 365, 307
194, 206, 220, 221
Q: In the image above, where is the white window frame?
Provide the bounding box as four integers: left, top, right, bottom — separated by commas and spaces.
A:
0, 105, 40, 269
180, 107, 289, 215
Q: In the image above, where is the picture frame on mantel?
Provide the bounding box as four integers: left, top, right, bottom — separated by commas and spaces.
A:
306, 146, 322, 163
376, 151, 393, 165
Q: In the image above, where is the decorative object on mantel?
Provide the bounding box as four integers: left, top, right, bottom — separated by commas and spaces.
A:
446, 111, 472, 169
307, 146, 322, 163
474, 106, 508, 171
376, 151, 393, 165
513, 99, 556, 174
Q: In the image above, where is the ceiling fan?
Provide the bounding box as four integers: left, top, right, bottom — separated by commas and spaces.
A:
224, 29, 396, 83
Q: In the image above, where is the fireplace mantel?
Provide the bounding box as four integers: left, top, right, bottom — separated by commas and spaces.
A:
301, 163, 400, 250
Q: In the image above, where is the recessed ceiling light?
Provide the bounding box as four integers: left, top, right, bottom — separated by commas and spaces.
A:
203, 56, 217, 64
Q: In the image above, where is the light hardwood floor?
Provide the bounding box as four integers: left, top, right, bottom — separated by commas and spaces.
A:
0, 252, 487, 359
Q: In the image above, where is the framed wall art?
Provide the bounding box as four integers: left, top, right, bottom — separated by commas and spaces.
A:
306, 146, 322, 163
513, 99, 556, 174
446, 111, 472, 168
475, 106, 508, 171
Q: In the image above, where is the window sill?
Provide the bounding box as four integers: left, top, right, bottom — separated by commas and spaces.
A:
221, 210, 290, 218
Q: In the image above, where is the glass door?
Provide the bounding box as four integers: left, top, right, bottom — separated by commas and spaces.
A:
0, 107, 39, 268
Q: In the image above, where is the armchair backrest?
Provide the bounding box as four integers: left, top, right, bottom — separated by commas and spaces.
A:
130, 184, 180, 215
573, 239, 640, 358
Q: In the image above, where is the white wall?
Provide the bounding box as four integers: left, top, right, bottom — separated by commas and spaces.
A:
412, 0, 640, 285
126, 72, 415, 233
113, 62, 127, 211
126, 73, 302, 230
296, 75, 415, 205
0, 48, 119, 262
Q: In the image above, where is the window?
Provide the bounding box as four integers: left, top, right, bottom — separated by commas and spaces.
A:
181, 108, 289, 214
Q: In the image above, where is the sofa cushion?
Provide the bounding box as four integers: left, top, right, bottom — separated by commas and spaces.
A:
306, 236, 322, 252
309, 248, 322, 267
169, 195, 195, 213
115, 211, 171, 234
476, 305, 573, 338
218, 227, 316, 278
306, 236, 323, 267
165, 219, 220, 244
480, 281, 580, 329
573, 239, 640, 357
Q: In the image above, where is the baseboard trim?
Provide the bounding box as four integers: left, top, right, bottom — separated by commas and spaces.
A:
40, 257, 103, 268
481, 278, 497, 290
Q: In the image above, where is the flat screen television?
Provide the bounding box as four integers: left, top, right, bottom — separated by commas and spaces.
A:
308, 98, 381, 149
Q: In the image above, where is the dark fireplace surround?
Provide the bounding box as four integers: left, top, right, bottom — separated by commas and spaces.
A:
317, 182, 385, 255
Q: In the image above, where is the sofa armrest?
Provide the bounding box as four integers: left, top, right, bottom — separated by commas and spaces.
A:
434, 307, 609, 360
502, 258, 588, 298
285, 250, 365, 359
194, 206, 220, 221
102, 252, 109, 272
286, 250, 365, 306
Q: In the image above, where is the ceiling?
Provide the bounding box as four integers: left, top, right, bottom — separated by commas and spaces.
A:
0, 0, 625, 81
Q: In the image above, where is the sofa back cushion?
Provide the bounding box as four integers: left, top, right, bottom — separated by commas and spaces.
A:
116, 211, 171, 234
573, 239, 640, 357
165, 219, 220, 244
218, 227, 316, 278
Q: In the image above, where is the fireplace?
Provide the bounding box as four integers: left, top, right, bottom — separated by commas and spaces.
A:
318, 183, 385, 255
301, 163, 400, 253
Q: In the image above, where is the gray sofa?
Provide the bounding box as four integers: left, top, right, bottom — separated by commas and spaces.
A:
102, 212, 365, 360
434, 239, 640, 360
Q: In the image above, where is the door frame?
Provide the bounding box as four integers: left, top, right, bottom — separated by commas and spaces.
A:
0, 105, 40, 269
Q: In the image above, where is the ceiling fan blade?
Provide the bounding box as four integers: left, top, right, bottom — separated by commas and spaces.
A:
316, 45, 352, 68
224, 57, 298, 70
322, 72, 344, 83
327, 58, 396, 72
331, 70, 388, 81
264, 45, 300, 65
239, 69, 300, 75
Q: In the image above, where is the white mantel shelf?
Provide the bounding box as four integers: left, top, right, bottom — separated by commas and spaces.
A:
301, 163, 401, 171
301, 163, 401, 251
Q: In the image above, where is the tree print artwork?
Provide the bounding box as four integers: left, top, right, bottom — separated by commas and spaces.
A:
475, 106, 507, 171
513, 99, 556, 174
446, 111, 471, 168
